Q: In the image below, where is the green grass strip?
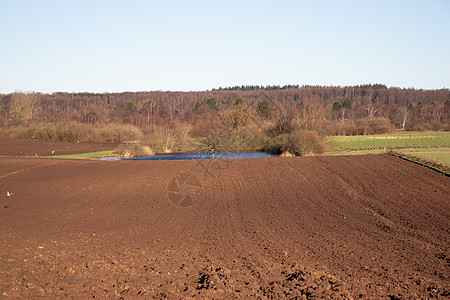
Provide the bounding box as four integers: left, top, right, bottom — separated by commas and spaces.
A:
395, 148, 450, 167
41, 150, 116, 159
326, 131, 450, 151
389, 152, 450, 177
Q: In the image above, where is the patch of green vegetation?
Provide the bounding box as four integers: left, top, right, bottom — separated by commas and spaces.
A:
324, 131, 450, 167
326, 131, 449, 151
42, 150, 116, 159
389, 152, 450, 176
321, 149, 388, 156
395, 148, 450, 167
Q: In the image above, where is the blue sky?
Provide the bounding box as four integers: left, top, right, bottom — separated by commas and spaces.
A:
1, 0, 449, 93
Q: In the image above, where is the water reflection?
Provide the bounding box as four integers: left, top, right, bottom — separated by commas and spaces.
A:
101, 152, 279, 161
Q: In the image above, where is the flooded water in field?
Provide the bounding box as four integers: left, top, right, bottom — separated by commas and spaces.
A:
100, 152, 279, 161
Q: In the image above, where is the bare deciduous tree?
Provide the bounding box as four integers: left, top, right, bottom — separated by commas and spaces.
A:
400, 105, 409, 130
366, 103, 378, 118
273, 101, 294, 134
194, 123, 233, 159
11, 92, 41, 124
296, 97, 325, 130
221, 102, 252, 129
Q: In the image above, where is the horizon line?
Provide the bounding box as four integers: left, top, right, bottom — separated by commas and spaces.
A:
2, 84, 449, 95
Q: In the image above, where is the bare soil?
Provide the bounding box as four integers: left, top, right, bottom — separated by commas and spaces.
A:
0, 139, 448, 298
0, 138, 119, 157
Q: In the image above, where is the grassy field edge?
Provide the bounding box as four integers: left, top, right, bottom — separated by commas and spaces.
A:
389, 152, 450, 176
41, 150, 116, 159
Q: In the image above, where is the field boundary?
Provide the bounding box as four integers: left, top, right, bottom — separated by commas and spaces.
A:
389, 152, 450, 177
341, 146, 450, 151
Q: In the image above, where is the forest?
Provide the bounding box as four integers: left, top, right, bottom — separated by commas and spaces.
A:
0, 85, 449, 157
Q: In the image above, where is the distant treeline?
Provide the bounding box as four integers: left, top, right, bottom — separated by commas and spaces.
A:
1, 85, 449, 133
213, 84, 301, 91
213, 83, 388, 91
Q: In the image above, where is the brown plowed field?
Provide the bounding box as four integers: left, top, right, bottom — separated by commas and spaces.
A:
0, 149, 449, 298
0, 138, 118, 157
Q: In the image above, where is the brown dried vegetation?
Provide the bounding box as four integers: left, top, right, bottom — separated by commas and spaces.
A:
0, 86, 448, 156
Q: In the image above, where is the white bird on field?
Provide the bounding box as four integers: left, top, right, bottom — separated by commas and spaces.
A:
51, 150, 55, 154
6, 191, 14, 197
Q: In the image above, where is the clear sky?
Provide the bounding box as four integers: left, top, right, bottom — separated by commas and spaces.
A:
1, 0, 449, 93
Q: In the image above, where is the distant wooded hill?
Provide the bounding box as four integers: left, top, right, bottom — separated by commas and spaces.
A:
1, 85, 449, 132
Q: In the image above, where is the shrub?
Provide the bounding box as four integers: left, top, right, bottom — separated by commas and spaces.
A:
285, 130, 327, 156
262, 134, 289, 154
146, 123, 193, 153
233, 128, 266, 151
3, 121, 143, 143
98, 123, 142, 142
114, 143, 153, 157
